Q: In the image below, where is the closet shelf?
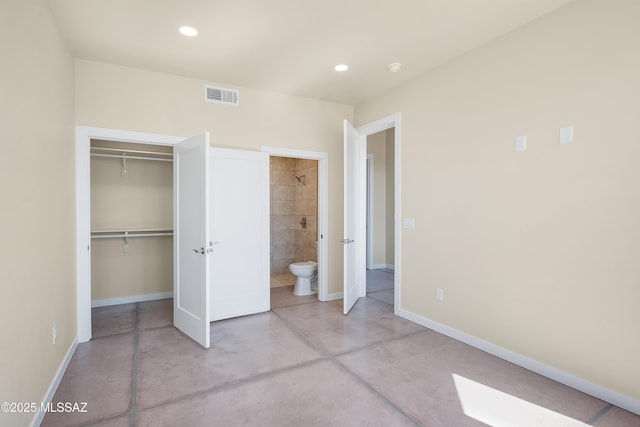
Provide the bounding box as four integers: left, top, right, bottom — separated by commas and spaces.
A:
91, 228, 173, 234
90, 153, 173, 162
91, 146, 173, 160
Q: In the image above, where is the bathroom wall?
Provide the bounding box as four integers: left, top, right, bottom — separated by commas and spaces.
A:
270, 157, 297, 275
270, 156, 318, 277
295, 159, 318, 262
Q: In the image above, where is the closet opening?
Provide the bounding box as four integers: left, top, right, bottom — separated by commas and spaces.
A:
89, 139, 175, 336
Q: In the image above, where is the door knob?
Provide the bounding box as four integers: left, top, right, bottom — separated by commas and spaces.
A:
340, 239, 354, 244
192, 247, 205, 254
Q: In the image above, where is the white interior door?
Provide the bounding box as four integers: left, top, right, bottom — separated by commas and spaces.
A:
209, 148, 270, 321
174, 133, 210, 348
344, 120, 365, 314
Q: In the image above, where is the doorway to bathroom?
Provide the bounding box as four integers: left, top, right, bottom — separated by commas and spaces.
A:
262, 146, 329, 303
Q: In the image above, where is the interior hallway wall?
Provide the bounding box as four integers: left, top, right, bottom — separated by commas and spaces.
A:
366, 131, 388, 268
76, 60, 353, 296
0, 1, 76, 426
355, 0, 640, 402
384, 128, 395, 267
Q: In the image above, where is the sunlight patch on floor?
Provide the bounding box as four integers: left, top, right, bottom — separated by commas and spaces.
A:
453, 374, 588, 427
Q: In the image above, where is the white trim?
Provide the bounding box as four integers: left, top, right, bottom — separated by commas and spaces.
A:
355, 113, 402, 315
76, 126, 184, 343
396, 307, 640, 416
91, 292, 174, 308
261, 146, 330, 302
31, 336, 79, 427
369, 264, 395, 270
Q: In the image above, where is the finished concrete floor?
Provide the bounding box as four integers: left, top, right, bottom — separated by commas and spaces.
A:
42, 270, 640, 426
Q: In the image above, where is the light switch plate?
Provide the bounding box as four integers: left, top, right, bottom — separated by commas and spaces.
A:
515, 135, 526, 152
560, 125, 573, 144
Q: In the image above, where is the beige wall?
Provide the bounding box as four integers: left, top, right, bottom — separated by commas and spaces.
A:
367, 132, 388, 267
0, 1, 76, 426
76, 60, 353, 294
90, 142, 173, 300
367, 130, 395, 269
355, 0, 640, 401
385, 128, 395, 266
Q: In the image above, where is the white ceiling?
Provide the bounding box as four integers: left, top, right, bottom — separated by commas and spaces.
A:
47, 0, 574, 105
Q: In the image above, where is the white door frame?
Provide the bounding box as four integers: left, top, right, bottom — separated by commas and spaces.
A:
355, 113, 402, 313
75, 126, 183, 343
261, 146, 330, 302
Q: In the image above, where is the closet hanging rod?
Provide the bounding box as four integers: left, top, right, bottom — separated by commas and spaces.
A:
91, 232, 173, 239
91, 147, 173, 157
90, 153, 173, 162
91, 231, 173, 248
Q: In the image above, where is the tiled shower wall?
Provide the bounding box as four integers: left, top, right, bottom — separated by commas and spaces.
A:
270, 157, 318, 274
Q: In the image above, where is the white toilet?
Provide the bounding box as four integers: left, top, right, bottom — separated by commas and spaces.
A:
289, 261, 318, 296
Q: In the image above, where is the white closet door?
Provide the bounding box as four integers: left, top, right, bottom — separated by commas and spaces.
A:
173, 133, 210, 348
343, 120, 365, 314
209, 148, 270, 321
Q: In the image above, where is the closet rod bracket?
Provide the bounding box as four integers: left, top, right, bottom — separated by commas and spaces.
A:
122, 153, 128, 176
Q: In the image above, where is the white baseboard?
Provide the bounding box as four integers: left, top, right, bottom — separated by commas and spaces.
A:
324, 292, 343, 302
396, 307, 640, 416
31, 336, 79, 427
91, 292, 173, 308
369, 264, 395, 270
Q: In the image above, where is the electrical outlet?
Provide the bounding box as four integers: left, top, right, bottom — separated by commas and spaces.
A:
52, 325, 57, 344
435, 288, 444, 302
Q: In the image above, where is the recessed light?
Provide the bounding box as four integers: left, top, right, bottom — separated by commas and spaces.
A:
334, 64, 349, 72
388, 63, 402, 73
179, 26, 198, 37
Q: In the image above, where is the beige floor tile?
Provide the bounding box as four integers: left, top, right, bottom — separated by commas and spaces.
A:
270, 273, 295, 288
270, 285, 318, 308
274, 297, 423, 355
41, 334, 133, 427
135, 360, 415, 427
594, 406, 640, 426
91, 303, 136, 338
136, 312, 323, 408
338, 330, 608, 427
138, 298, 172, 329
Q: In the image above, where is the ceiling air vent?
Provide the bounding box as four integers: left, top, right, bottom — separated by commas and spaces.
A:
205, 85, 239, 106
